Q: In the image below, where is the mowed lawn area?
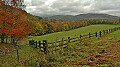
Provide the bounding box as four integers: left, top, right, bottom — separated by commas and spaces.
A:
28, 24, 120, 42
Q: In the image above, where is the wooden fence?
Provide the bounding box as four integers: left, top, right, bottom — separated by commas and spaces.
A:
29, 27, 120, 54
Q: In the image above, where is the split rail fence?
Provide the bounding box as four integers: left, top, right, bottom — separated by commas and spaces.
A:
29, 27, 120, 54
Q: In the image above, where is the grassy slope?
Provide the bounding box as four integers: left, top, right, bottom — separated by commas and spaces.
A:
28, 24, 120, 42
1, 25, 120, 67
110, 30, 120, 40
0, 45, 41, 67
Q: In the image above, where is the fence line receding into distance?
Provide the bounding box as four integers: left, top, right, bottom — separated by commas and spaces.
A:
29, 27, 120, 54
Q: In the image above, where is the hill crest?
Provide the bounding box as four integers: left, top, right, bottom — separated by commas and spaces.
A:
46, 13, 119, 21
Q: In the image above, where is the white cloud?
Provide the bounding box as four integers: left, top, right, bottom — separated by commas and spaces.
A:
24, 0, 120, 17
26, 6, 36, 13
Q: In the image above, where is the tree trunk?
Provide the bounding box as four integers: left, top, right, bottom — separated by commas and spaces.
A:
1, 33, 5, 43
11, 35, 13, 44
11, 35, 17, 44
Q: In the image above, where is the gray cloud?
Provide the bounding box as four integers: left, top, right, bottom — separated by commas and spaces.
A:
91, 0, 120, 10
25, 0, 120, 17
31, 0, 47, 6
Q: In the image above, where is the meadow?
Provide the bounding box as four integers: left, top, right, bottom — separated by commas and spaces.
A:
28, 24, 120, 42
1, 1, 120, 66
0, 24, 120, 67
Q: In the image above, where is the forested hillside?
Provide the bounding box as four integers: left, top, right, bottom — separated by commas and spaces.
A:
28, 14, 120, 36
0, 1, 120, 44
0, 1, 32, 44
46, 13, 120, 21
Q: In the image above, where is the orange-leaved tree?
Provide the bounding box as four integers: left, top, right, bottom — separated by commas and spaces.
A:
0, 1, 32, 44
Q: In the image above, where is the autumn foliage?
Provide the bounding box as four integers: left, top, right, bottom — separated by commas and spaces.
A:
0, 1, 119, 44
29, 16, 120, 36
0, 1, 32, 44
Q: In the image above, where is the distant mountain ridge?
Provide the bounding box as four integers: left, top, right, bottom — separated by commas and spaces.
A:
46, 13, 120, 21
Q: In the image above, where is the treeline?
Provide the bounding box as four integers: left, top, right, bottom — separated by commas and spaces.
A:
28, 16, 120, 36
0, 0, 120, 44
0, 1, 32, 44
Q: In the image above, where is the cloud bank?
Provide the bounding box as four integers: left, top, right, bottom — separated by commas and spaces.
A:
25, 0, 120, 17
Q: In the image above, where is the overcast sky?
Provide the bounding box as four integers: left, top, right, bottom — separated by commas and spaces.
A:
24, 0, 120, 17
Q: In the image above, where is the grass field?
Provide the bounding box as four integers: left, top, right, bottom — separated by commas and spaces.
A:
0, 24, 120, 67
110, 30, 120, 40
28, 24, 120, 42
1, 29, 120, 67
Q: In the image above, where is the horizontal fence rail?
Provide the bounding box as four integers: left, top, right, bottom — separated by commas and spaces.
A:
29, 27, 120, 54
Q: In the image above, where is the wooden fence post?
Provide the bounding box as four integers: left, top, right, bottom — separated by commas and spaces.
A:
43, 40, 48, 54
95, 32, 97, 37
109, 29, 111, 33
80, 35, 82, 39
29, 40, 32, 45
108, 29, 109, 33
118, 27, 120, 30
89, 32, 91, 38
113, 28, 116, 31
68, 37, 70, 43
103, 30, 105, 35
111, 29, 114, 32
115, 28, 117, 31
0, 34, 2, 43
106, 30, 108, 34
117, 27, 119, 30
35, 41, 37, 48
110, 29, 112, 32
61, 38, 64, 46
29, 40, 34, 45
38, 41, 41, 48
16, 49, 19, 63
112, 28, 114, 32
117, 28, 119, 30
116, 28, 117, 31
61, 38, 64, 48
99, 31, 102, 37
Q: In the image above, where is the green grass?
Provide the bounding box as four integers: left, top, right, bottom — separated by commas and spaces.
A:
1, 24, 120, 67
110, 30, 120, 40
28, 24, 120, 42
0, 35, 113, 67
0, 45, 42, 67
100, 64, 109, 67
115, 61, 120, 67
